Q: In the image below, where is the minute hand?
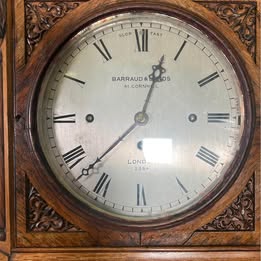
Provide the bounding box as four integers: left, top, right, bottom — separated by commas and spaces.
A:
142, 55, 166, 114
77, 122, 137, 180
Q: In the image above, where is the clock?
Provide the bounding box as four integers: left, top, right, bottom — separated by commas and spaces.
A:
0, 0, 259, 259
33, 10, 253, 229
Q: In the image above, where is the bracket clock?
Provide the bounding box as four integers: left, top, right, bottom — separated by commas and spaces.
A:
0, 0, 260, 260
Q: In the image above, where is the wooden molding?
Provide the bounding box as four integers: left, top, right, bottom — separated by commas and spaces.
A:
0, 0, 6, 242
10, 247, 261, 261
0, 52, 5, 242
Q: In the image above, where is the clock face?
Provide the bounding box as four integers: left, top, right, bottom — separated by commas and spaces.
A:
36, 12, 246, 223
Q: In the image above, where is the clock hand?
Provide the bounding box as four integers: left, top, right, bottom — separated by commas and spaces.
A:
76, 122, 138, 180
76, 57, 166, 181
141, 55, 166, 114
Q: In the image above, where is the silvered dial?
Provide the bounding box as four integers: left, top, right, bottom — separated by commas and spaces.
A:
37, 13, 245, 221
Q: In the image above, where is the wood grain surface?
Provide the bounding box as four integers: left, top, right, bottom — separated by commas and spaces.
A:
1, 0, 260, 259
10, 247, 261, 261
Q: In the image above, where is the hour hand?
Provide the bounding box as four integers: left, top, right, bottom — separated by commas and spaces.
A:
76, 157, 101, 181
141, 55, 166, 114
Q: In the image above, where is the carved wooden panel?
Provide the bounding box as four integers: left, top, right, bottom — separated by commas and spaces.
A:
25, 2, 81, 56
25, 173, 255, 237
197, 1, 257, 61
198, 173, 255, 231
27, 182, 82, 232
0, 0, 6, 242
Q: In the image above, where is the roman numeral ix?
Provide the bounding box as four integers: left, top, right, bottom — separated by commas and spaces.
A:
62, 145, 86, 169
135, 29, 148, 52
93, 173, 111, 197
196, 146, 219, 167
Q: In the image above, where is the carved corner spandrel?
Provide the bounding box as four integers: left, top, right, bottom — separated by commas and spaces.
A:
196, 1, 257, 61
27, 182, 82, 232
25, 2, 81, 57
197, 174, 255, 232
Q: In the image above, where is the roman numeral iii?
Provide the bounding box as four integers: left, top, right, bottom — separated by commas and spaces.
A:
93, 39, 112, 61
135, 29, 148, 52
62, 145, 86, 169
93, 173, 111, 197
196, 146, 219, 167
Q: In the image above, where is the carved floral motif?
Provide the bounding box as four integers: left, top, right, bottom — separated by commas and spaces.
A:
27, 184, 82, 232
199, 2, 256, 60
198, 174, 255, 231
25, 2, 80, 56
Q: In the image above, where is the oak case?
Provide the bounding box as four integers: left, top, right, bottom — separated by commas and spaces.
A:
0, 0, 260, 260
